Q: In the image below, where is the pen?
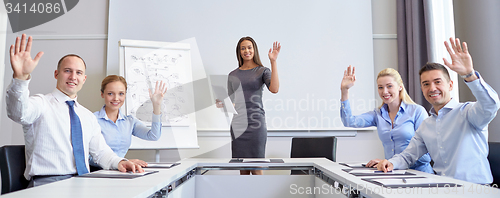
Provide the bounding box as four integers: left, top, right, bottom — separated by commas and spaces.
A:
402, 178, 407, 183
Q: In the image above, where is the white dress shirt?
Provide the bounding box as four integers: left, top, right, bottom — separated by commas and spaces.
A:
6, 78, 124, 180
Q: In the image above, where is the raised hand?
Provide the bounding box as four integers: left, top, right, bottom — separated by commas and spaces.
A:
341, 65, 356, 91
268, 41, 281, 62
443, 37, 474, 76
149, 81, 167, 115
10, 34, 44, 80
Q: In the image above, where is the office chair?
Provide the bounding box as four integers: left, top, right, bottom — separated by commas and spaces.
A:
290, 137, 337, 174
90, 165, 103, 172
0, 145, 29, 194
488, 142, 500, 187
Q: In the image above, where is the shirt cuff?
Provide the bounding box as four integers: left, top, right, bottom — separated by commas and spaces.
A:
341, 99, 350, 109
465, 72, 499, 101
464, 71, 481, 85
388, 158, 401, 170
112, 157, 128, 169
10, 77, 31, 91
152, 113, 162, 123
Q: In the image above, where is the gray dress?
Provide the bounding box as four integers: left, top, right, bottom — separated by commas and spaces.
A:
228, 66, 272, 158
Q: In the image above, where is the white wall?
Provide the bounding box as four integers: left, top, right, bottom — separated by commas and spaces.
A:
453, 0, 500, 142
0, 0, 9, 147
0, 0, 395, 170
126, 0, 397, 163
0, 0, 7, 190
0, 0, 109, 148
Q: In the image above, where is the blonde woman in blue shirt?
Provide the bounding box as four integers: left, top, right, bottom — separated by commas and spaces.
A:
340, 66, 433, 173
92, 75, 167, 168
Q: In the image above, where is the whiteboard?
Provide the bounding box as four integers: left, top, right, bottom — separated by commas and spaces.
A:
108, 0, 376, 133
119, 39, 199, 149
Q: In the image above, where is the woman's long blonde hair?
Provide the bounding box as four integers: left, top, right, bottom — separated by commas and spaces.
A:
377, 68, 415, 109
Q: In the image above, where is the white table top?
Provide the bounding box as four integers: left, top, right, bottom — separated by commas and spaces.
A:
2, 158, 498, 198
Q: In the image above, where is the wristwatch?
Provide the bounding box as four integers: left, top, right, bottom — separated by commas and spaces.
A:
460, 71, 475, 79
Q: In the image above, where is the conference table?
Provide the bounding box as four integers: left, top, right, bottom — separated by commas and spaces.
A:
2, 158, 499, 198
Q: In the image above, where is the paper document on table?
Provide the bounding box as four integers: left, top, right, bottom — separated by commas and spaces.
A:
345, 169, 415, 176
340, 162, 367, 168
350, 169, 406, 174
91, 170, 151, 175
363, 177, 462, 187
146, 162, 180, 168
78, 170, 157, 178
212, 85, 237, 114
371, 178, 437, 185
242, 158, 271, 163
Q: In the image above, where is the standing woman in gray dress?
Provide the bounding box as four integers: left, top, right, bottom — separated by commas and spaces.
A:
217, 36, 281, 175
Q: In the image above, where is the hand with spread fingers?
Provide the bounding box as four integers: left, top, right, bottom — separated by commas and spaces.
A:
443, 37, 477, 81
149, 81, 168, 115
341, 65, 356, 90
10, 34, 44, 80
268, 41, 281, 62
340, 65, 356, 101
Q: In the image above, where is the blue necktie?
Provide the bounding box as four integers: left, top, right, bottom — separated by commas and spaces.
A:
66, 101, 89, 175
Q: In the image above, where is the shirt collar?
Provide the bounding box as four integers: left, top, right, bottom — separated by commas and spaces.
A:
380, 101, 406, 114
429, 98, 458, 115
52, 88, 80, 107
96, 105, 126, 121
399, 101, 408, 112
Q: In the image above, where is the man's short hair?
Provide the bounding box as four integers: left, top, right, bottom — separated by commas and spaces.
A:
419, 62, 451, 82
57, 54, 87, 70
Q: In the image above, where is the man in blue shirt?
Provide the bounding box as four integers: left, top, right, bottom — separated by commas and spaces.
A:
377, 38, 500, 184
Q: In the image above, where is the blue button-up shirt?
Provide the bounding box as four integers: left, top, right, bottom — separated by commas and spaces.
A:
93, 106, 162, 157
389, 72, 500, 184
341, 100, 433, 173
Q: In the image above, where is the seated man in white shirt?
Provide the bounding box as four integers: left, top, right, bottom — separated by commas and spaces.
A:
6, 34, 144, 187
377, 38, 500, 184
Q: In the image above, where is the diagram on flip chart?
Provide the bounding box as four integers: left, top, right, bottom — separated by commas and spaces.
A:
122, 41, 194, 126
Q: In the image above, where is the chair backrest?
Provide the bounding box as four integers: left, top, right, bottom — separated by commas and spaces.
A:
291, 137, 337, 162
488, 142, 500, 187
0, 145, 29, 194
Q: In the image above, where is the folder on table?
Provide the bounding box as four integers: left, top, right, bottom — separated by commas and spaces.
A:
78, 170, 158, 179
362, 177, 462, 188
145, 162, 180, 168
343, 169, 416, 176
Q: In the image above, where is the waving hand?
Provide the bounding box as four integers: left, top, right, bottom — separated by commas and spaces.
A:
268, 41, 281, 62
10, 34, 44, 80
149, 81, 167, 115
341, 65, 356, 90
443, 37, 474, 77
340, 65, 356, 101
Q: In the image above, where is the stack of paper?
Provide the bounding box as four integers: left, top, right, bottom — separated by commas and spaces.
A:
146, 162, 179, 168
340, 162, 367, 168
79, 170, 158, 179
